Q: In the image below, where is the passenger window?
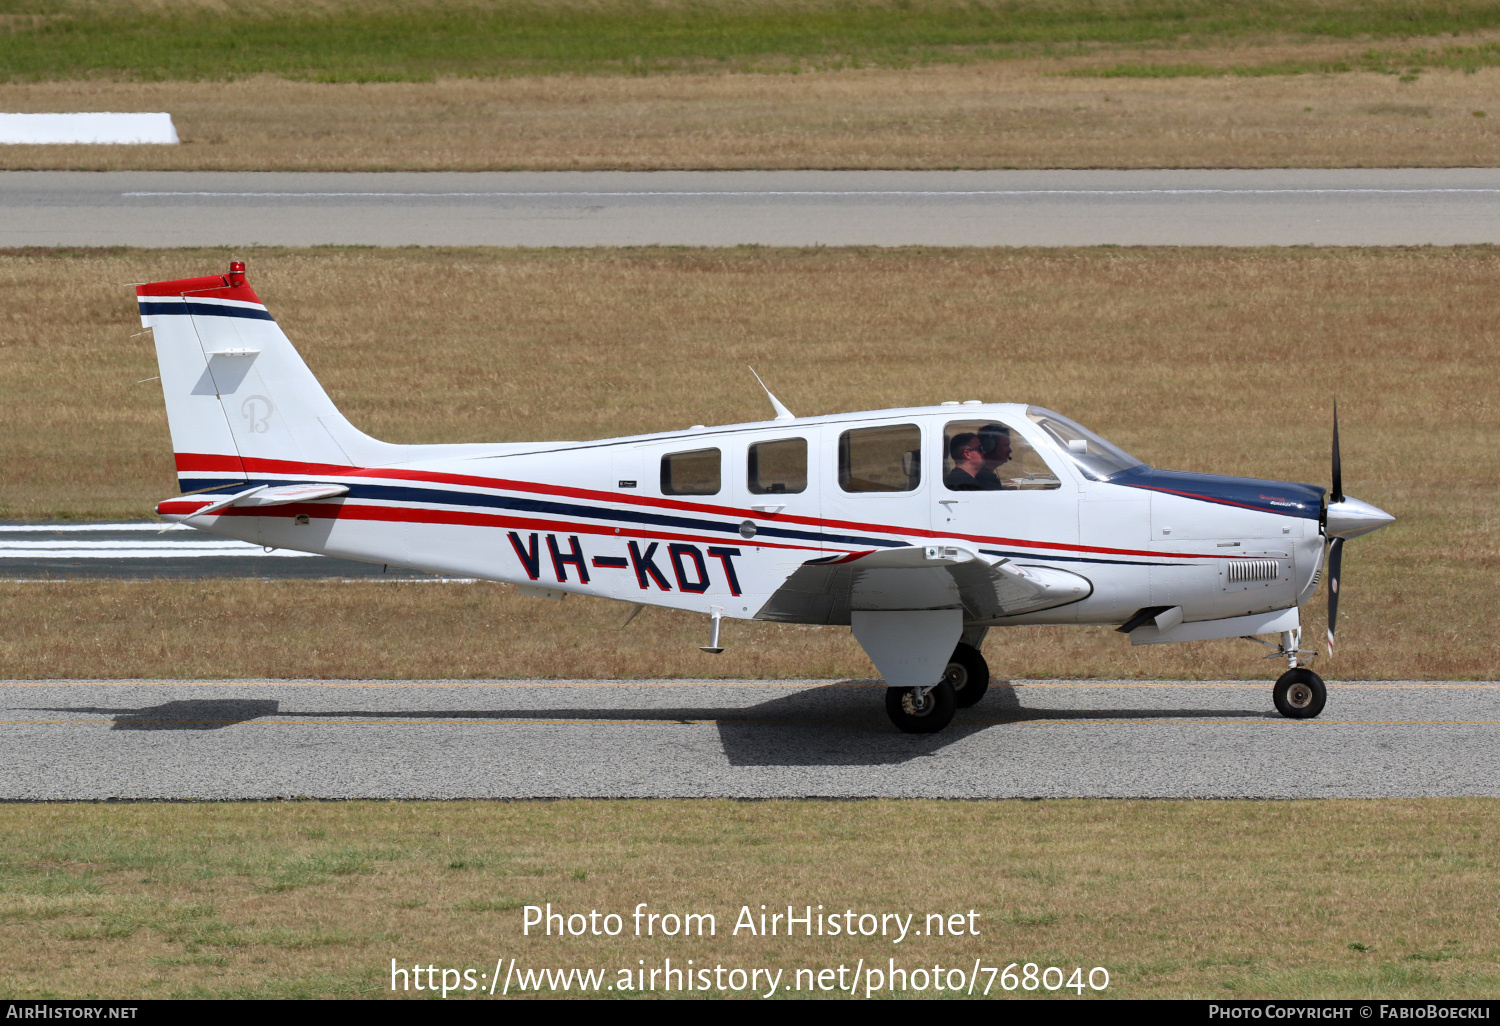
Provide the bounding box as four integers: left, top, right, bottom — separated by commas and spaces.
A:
748, 438, 807, 495
661, 448, 721, 496
942, 420, 1060, 491
839, 424, 921, 493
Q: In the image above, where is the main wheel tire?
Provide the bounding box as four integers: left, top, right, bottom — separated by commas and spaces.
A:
943, 642, 991, 709
1273, 667, 1327, 719
885, 681, 957, 734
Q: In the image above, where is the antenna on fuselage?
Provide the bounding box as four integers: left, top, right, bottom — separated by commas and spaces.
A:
749, 367, 795, 421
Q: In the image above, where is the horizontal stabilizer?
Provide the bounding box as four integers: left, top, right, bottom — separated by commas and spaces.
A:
247, 483, 351, 505
160, 483, 350, 524
173, 485, 266, 523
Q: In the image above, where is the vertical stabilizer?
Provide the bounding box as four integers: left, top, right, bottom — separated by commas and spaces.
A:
138, 261, 378, 495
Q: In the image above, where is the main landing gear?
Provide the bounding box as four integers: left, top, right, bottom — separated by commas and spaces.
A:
1247, 628, 1327, 720
885, 680, 957, 734
943, 642, 990, 709
885, 642, 990, 734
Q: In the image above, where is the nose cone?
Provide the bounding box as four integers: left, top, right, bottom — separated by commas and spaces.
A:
1325, 495, 1395, 539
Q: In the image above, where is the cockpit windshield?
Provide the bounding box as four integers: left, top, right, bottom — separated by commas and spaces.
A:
1026, 406, 1147, 480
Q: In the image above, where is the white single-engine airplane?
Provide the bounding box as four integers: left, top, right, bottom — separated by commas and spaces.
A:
141, 262, 1394, 733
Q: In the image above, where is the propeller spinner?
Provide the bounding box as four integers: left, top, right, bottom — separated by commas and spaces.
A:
1322, 402, 1395, 656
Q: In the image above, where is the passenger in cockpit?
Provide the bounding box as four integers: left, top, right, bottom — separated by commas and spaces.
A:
944, 433, 989, 490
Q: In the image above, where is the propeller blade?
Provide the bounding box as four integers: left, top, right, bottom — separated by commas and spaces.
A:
1330, 399, 1344, 505
1325, 536, 1344, 657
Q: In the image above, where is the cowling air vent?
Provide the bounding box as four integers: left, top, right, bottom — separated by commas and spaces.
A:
1227, 558, 1280, 583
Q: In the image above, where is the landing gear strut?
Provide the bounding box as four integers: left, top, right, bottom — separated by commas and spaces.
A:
885, 681, 956, 734
1244, 628, 1327, 720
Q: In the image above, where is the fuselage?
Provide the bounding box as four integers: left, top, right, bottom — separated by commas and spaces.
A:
159, 402, 1327, 630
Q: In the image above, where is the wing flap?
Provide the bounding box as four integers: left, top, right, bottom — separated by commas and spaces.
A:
755, 546, 1092, 624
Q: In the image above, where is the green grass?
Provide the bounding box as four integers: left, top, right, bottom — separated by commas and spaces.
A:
1071, 40, 1500, 79
1, 800, 1497, 999
9, 0, 1500, 83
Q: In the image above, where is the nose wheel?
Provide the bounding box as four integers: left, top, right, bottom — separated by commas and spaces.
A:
1273, 667, 1326, 719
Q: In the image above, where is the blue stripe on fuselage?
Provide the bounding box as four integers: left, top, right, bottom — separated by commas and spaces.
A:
1103, 466, 1324, 518
175, 476, 902, 549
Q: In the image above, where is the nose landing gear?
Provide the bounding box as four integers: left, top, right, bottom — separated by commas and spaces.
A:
1273, 667, 1327, 719
1244, 627, 1327, 719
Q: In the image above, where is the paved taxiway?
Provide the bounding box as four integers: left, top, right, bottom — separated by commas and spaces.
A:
11, 168, 1500, 247
3, 680, 1493, 799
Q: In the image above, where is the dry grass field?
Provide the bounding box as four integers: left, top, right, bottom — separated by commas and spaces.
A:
0, 245, 1493, 681
0, 576, 1464, 682
1, 800, 1496, 999
7, 59, 1500, 170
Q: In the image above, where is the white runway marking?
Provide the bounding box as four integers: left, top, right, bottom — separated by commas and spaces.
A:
2, 540, 316, 554
0, 536, 317, 559
122, 187, 1500, 198
0, 522, 187, 532
0, 522, 443, 578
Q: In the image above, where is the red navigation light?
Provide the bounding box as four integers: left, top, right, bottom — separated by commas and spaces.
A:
228, 260, 247, 287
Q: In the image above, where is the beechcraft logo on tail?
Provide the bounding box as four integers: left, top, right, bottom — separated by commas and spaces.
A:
242, 395, 273, 433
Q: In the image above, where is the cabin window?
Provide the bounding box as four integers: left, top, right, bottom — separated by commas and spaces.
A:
748, 437, 807, 495
839, 424, 921, 493
660, 448, 721, 496
942, 420, 1061, 491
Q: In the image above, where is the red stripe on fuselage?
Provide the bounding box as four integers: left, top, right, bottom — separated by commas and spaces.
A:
156, 499, 824, 554
172, 451, 1252, 561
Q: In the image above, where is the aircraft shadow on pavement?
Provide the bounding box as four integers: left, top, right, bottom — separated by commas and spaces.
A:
39, 699, 282, 730
712, 682, 1271, 767
35, 684, 1272, 765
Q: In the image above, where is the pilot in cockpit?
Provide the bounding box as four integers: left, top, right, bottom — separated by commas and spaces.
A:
977, 423, 1013, 489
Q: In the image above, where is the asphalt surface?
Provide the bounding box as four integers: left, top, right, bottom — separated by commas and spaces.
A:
0, 522, 449, 580
11, 169, 1500, 246
3, 680, 1493, 799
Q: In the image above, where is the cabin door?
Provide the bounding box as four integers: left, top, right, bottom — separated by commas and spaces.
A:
820, 420, 932, 549
930, 417, 1079, 553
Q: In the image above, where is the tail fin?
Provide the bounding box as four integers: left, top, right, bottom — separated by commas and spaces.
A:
139, 260, 405, 496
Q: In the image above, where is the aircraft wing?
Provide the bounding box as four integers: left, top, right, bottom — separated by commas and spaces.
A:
755, 545, 1091, 625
